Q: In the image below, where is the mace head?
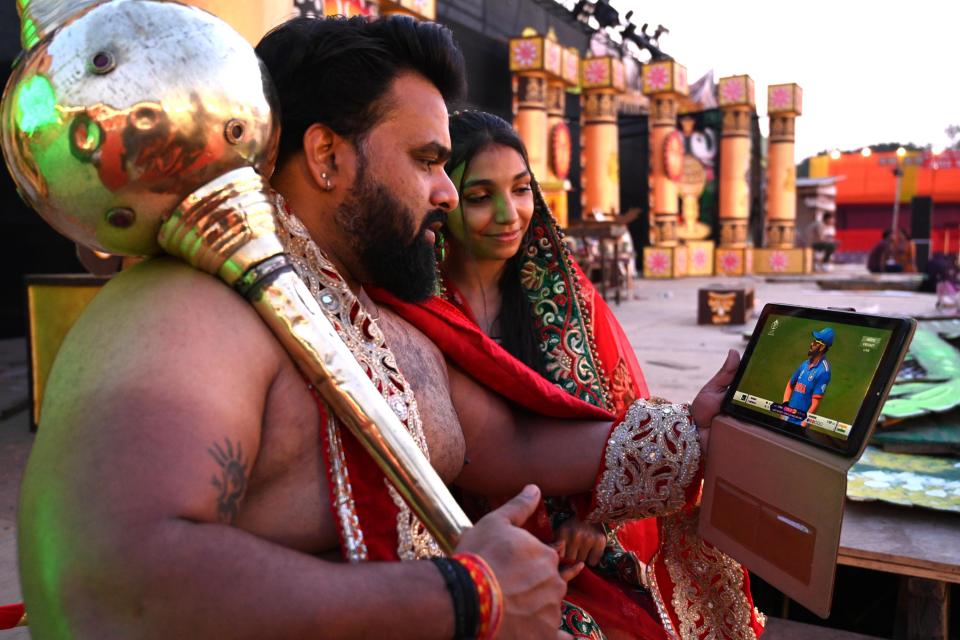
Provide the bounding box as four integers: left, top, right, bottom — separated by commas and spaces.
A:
1, 0, 278, 256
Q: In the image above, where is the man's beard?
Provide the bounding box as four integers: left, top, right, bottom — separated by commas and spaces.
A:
335, 155, 443, 302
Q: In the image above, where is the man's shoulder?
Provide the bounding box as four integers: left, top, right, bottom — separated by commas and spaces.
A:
69, 258, 285, 372
100, 257, 255, 314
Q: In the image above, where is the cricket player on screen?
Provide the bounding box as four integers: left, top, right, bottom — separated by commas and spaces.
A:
782, 327, 834, 426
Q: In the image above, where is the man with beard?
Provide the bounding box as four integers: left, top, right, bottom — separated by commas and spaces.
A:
782, 328, 834, 427
18, 16, 569, 639
17, 15, 741, 640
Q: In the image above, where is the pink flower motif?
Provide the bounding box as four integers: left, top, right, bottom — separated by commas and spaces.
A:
647, 251, 670, 275
721, 79, 744, 103
720, 251, 741, 273
676, 66, 687, 93
645, 64, 669, 91
692, 248, 707, 268
514, 40, 538, 68
769, 251, 788, 272
771, 86, 792, 109
405, 0, 430, 13
545, 44, 560, 71
565, 56, 578, 82
585, 60, 608, 85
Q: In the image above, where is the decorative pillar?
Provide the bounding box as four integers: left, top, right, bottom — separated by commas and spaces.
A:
754, 83, 812, 274
509, 30, 563, 183
640, 59, 690, 278
580, 55, 625, 217
184, 0, 294, 44
376, 0, 435, 19
715, 74, 755, 276
538, 46, 579, 227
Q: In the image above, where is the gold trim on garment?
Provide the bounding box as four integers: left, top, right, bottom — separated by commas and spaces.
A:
645, 562, 680, 640
324, 412, 368, 562
662, 508, 759, 640
273, 195, 441, 560
587, 399, 700, 524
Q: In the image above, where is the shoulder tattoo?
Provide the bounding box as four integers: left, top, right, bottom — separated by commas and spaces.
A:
208, 438, 249, 524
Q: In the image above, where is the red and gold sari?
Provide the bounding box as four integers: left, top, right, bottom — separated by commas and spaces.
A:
372, 185, 765, 640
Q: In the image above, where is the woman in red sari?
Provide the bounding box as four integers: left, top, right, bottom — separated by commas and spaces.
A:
374, 111, 764, 640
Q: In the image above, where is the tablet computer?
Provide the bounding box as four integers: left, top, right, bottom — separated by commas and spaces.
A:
723, 304, 916, 458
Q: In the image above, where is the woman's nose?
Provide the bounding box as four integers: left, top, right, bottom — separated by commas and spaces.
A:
495, 195, 519, 224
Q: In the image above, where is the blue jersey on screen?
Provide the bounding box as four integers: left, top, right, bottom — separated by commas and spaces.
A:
786, 358, 831, 424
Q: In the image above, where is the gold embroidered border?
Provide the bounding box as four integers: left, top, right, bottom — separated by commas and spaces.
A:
388, 483, 444, 560
645, 561, 680, 640
274, 195, 439, 559
324, 412, 368, 562
662, 508, 759, 640
587, 399, 700, 524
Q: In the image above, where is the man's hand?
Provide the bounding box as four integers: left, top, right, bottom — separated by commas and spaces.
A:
456, 485, 578, 639
691, 350, 740, 455
554, 518, 606, 567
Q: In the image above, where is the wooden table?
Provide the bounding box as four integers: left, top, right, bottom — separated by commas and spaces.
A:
838, 500, 960, 639
565, 210, 639, 305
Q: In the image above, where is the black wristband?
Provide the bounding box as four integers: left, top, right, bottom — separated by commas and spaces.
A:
430, 557, 480, 639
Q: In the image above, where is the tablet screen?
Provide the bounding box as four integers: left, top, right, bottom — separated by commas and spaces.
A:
725, 305, 914, 456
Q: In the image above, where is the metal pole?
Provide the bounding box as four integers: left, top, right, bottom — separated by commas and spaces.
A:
892, 166, 903, 233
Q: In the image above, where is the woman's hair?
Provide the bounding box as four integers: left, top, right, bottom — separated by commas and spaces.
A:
446, 111, 546, 376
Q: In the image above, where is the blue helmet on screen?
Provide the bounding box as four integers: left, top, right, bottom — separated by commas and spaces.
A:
812, 327, 835, 347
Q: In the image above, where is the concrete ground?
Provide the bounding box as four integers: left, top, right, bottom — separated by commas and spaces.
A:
0, 263, 940, 638
616, 265, 935, 403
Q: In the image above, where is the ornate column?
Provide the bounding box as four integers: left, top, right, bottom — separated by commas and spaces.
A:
754, 83, 811, 274
640, 59, 690, 279
376, 0, 435, 19
715, 74, 755, 276
509, 31, 563, 182
538, 46, 579, 227
580, 55, 625, 217
677, 124, 714, 277
184, 0, 294, 44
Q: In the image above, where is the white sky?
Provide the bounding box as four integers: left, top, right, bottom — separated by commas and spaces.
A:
609, 0, 960, 160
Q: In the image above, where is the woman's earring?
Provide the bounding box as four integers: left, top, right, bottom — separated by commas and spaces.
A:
320, 171, 333, 191
434, 229, 447, 263
433, 230, 448, 298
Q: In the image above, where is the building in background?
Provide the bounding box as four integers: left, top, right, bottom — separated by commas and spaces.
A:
0, 0, 794, 336
804, 150, 960, 259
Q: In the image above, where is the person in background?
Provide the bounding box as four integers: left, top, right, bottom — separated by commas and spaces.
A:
892, 227, 917, 273
867, 229, 897, 273
808, 212, 839, 271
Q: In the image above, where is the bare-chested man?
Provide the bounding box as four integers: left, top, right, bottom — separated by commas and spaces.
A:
17, 15, 736, 639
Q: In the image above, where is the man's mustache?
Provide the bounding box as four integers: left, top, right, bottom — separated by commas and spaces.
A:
417, 209, 447, 238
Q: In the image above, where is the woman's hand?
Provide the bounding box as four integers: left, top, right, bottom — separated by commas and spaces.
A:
554, 517, 607, 567
691, 349, 741, 455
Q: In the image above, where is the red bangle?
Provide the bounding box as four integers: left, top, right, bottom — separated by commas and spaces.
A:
453, 553, 503, 640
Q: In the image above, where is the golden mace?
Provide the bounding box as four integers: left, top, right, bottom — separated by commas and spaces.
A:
1, 0, 470, 553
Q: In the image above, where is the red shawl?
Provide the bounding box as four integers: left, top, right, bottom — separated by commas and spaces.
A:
371, 283, 671, 639
368, 179, 763, 638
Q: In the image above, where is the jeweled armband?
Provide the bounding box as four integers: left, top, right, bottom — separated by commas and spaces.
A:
587, 398, 701, 524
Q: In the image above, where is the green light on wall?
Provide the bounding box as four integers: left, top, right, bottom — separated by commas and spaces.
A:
15, 74, 59, 136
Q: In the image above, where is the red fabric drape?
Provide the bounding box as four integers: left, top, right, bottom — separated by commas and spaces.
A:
372, 286, 671, 639
0, 604, 24, 630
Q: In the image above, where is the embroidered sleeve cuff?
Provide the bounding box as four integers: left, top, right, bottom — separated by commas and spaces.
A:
586, 398, 701, 524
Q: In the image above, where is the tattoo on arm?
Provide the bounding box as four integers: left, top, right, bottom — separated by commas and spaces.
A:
208, 438, 249, 524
